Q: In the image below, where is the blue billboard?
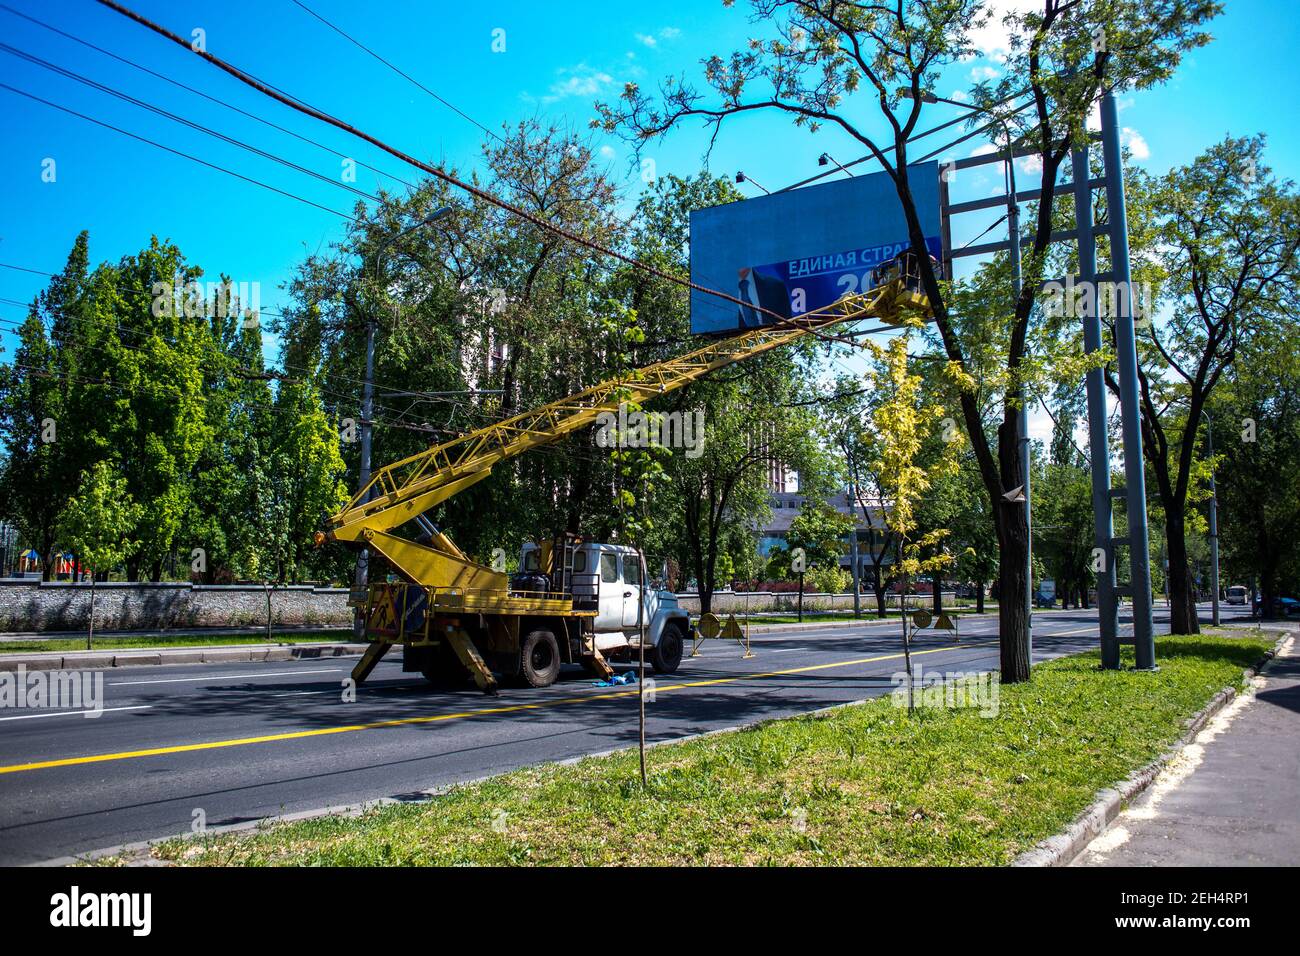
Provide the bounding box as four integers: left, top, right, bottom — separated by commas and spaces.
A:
689, 163, 945, 334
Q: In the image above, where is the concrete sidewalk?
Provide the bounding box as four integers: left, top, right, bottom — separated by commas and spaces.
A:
0, 625, 349, 643
1077, 628, 1300, 866
0, 641, 364, 671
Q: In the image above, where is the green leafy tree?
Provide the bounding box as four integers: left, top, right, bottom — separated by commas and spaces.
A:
864, 327, 964, 706
0, 235, 90, 578
1212, 324, 1300, 617
57, 462, 142, 648
1117, 136, 1300, 632
597, 0, 1217, 681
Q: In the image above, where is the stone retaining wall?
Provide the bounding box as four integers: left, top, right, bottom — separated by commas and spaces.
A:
0, 580, 350, 632
676, 591, 957, 614
0, 581, 962, 632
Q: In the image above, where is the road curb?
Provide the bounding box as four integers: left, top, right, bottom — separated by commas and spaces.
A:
0, 642, 364, 672
1010, 629, 1288, 868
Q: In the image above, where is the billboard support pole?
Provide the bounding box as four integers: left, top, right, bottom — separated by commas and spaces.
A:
1071, 144, 1121, 668
1100, 90, 1156, 668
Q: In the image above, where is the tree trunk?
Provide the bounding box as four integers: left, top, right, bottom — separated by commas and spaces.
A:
901, 574, 913, 714
997, 506, 1031, 683
975, 582, 985, 615
932, 573, 943, 615
1165, 506, 1200, 635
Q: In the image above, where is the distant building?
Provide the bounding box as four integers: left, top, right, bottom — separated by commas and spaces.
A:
755, 490, 894, 577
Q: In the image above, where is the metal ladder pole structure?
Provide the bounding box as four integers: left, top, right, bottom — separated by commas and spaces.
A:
1070, 145, 1121, 668
1100, 89, 1156, 667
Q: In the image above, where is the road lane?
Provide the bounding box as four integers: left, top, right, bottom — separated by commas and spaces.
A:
0, 605, 1253, 864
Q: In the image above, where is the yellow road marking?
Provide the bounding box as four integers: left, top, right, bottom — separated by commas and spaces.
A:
0, 640, 998, 775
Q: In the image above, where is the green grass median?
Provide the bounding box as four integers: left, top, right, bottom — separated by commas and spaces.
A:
136, 631, 1271, 867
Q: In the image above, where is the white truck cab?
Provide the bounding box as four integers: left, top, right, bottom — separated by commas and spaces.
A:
519, 541, 689, 674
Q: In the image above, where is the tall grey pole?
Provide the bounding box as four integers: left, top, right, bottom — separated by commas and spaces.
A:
1071, 146, 1121, 667
352, 316, 378, 639
351, 207, 451, 640
1005, 144, 1032, 659
1203, 411, 1220, 626
849, 480, 862, 619
1100, 90, 1156, 668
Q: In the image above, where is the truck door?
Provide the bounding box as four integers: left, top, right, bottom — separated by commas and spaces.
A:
595, 551, 623, 632
621, 553, 644, 628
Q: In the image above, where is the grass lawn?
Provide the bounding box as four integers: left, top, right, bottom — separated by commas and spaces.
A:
0, 632, 354, 654
133, 631, 1270, 867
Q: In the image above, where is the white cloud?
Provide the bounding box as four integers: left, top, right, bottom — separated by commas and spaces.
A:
636, 26, 681, 48
599, 144, 617, 159
969, 143, 997, 158
542, 64, 614, 104
966, 0, 1039, 61
1122, 127, 1150, 160
970, 64, 1000, 83
948, 89, 971, 103
1016, 153, 1043, 177
1086, 101, 1101, 132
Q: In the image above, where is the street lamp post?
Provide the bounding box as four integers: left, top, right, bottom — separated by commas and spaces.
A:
353, 207, 452, 638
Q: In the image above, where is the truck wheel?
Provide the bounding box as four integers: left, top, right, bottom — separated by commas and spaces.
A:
651, 621, 685, 675
519, 629, 562, 688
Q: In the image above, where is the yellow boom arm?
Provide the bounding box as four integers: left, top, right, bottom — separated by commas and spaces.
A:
318, 279, 925, 589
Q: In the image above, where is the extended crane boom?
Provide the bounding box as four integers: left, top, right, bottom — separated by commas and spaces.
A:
321, 260, 932, 693
319, 276, 924, 583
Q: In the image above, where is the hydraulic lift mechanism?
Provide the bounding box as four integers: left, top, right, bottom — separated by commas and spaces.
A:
315, 257, 933, 694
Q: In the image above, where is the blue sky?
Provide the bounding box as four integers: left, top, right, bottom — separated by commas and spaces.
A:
2, 0, 1298, 417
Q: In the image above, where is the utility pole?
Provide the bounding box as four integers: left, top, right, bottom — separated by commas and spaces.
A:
849, 480, 862, 619
353, 208, 451, 638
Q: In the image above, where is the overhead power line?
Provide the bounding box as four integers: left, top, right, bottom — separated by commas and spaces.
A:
287, 0, 501, 143
0, 43, 381, 206
0, 82, 357, 221
0, 2, 417, 190
93, 0, 860, 347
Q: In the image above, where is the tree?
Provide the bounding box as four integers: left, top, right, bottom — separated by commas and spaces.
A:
596, 0, 1216, 680
1119, 135, 1300, 632
864, 327, 964, 706
57, 462, 142, 648
1212, 323, 1300, 618
772, 497, 854, 585
0, 235, 89, 579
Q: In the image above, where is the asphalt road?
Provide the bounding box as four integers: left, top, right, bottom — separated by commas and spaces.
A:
0, 603, 1254, 864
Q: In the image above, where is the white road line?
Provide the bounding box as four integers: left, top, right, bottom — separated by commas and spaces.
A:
0, 705, 153, 722
109, 668, 343, 687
